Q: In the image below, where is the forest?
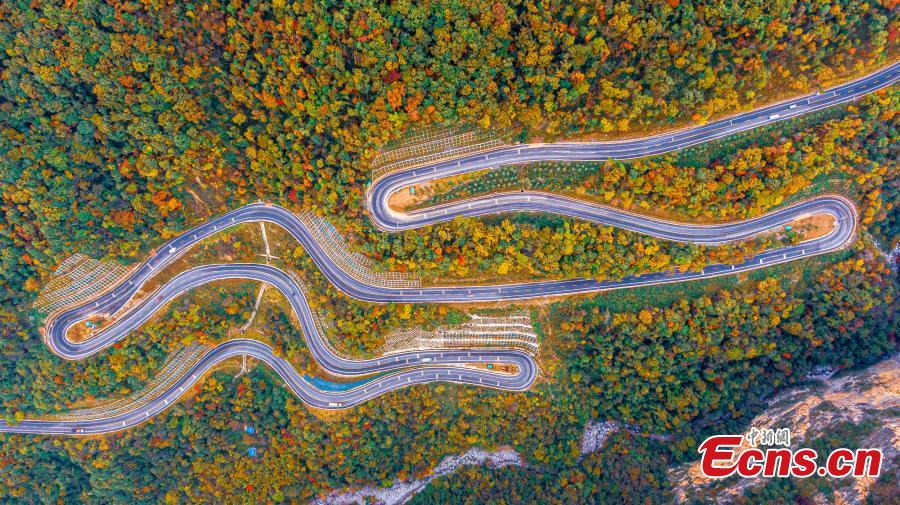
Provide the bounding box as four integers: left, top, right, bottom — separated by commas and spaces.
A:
0, 0, 898, 503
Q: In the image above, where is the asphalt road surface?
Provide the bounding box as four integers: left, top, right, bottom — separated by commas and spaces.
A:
1, 62, 894, 435
367, 61, 897, 232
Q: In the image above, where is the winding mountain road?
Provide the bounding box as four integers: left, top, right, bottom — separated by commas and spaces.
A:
1, 62, 895, 435
368, 61, 897, 232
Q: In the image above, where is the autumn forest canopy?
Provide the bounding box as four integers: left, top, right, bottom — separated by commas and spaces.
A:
0, 0, 898, 503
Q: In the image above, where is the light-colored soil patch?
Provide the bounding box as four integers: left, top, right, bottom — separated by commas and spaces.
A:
185, 188, 209, 213
464, 362, 517, 374
388, 171, 487, 212
388, 183, 435, 210
787, 214, 836, 241
67, 317, 109, 343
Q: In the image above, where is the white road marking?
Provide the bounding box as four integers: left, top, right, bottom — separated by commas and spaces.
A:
26, 66, 887, 434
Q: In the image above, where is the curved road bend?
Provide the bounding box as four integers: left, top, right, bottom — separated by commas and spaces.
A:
48, 262, 538, 386
367, 61, 897, 231
2, 62, 894, 434
2, 339, 536, 435
8, 262, 537, 434
45, 196, 856, 319
6, 194, 853, 435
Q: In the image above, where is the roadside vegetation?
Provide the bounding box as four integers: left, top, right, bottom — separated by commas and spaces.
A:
423, 89, 897, 232
0, 0, 897, 502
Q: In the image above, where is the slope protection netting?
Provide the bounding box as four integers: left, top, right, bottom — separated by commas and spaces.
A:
48, 343, 211, 421
34, 254, 131, 317
380, 310, 539, 356
370, 124, 511, 180
298, 211, 420, 288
